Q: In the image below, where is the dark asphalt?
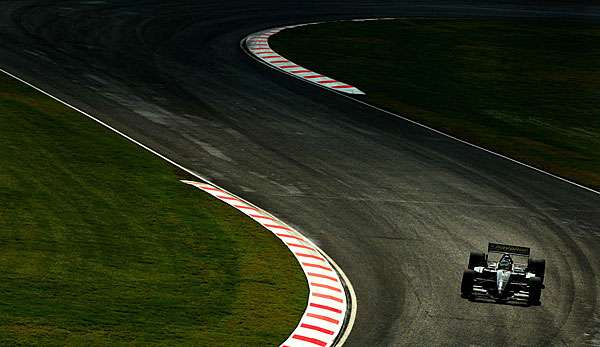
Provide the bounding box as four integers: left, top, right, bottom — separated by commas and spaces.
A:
2, 1, 600, 345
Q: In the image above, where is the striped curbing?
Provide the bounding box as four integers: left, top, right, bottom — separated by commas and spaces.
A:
245, 26, 365, 95
182, 180, 351, 347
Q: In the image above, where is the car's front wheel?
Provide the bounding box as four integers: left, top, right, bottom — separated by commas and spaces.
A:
528, 258, 546, 283
528, 276, 542, 305
461, 269, 476, 298
468, 251, 486, 269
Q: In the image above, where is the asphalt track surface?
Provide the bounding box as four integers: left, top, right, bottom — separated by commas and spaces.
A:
2, 1, 600, 345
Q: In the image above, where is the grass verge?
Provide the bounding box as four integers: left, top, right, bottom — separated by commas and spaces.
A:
270, 19, 600, 189
0, 72, 307, 346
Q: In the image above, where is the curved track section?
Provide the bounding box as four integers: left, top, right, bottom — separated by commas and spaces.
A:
1, 1, 600, 345
245, 26, 364, 94
183, 180, 352, 347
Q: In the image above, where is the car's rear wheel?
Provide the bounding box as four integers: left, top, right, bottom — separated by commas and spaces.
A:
461, 269, 476, 298
528, 258, 546, 283
468, 251, 486, 269
528, 276, 542, 305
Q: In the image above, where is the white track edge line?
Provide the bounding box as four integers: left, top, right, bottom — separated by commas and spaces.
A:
241, 19, 600, 197
0, 68, 206, 182
0, 66, 357, 346
321, 249, 357, 346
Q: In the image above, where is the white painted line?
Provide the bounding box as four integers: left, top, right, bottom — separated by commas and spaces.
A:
345, 96, 600, 196
241, 19, 600, 197
0, 67, 357, 347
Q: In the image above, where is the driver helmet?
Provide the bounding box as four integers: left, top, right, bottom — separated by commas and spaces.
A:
497, 254, 513, 270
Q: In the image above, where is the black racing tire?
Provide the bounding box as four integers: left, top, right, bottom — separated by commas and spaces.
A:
461, 269, 476, 297
528, 258, 546, 283
468, 251, 486, 269
528, 276, 542, 305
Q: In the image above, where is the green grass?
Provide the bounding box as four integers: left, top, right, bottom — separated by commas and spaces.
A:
0, 73, 307, 346
270, 19, 600, 189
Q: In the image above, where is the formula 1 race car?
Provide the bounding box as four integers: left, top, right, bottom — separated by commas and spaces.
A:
461, 243, 545, 305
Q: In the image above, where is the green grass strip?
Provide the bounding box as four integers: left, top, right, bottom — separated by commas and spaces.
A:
0, 73, 307, 346
270, 19, 600, 189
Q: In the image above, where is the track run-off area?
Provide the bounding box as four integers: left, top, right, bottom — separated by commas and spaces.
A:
2, 1, 600, 345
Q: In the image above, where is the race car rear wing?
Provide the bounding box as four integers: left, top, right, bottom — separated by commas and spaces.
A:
488, 243, 530, 256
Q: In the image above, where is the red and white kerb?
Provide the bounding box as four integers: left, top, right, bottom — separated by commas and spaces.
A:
246, 27, 365, 95
182, 180, 348, 347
